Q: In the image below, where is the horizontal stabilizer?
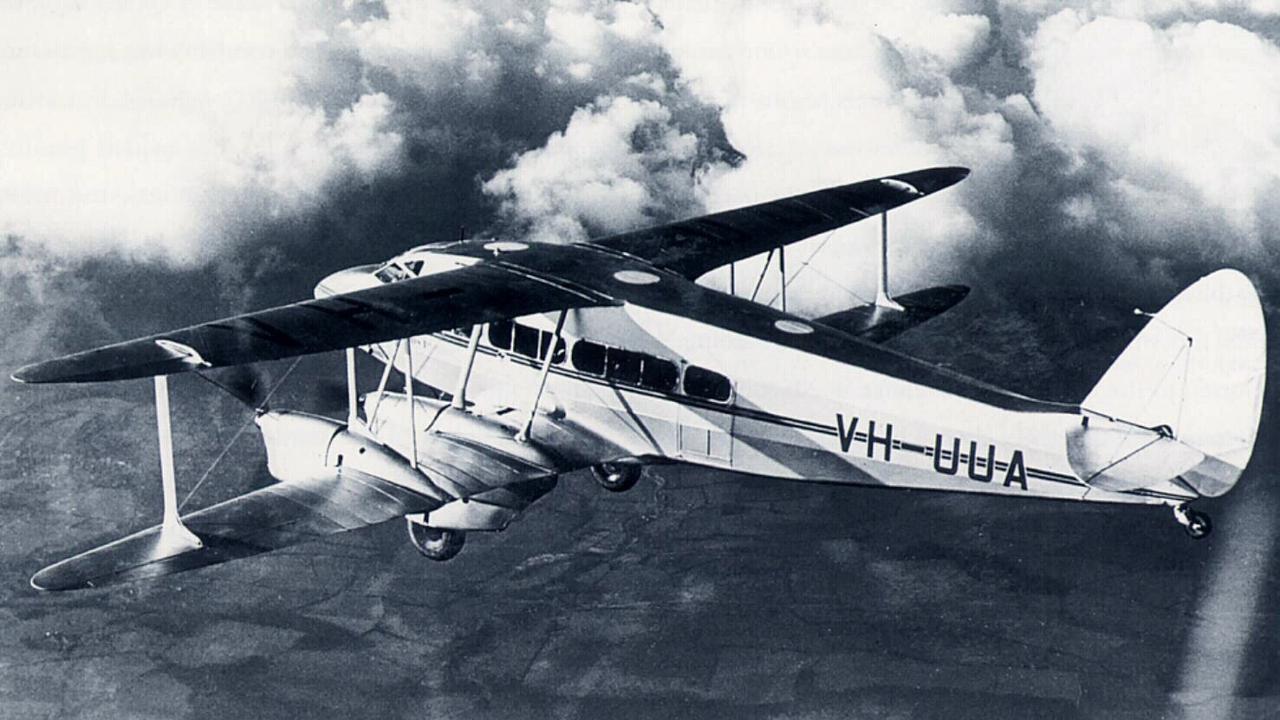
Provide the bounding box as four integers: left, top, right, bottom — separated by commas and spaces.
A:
31, 469, 440, 592
813, 285, 969, 343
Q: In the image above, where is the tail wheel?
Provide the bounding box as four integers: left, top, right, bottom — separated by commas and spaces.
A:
1184, 509, 1212, 539
406, 519, 466, 561
1173, 503, 1212, 540
591, 462, 642, 493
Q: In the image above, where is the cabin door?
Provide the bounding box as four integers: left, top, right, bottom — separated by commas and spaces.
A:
676, 402, 733, 466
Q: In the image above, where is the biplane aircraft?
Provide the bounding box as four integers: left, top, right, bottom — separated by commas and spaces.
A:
14, 167, 1267, 591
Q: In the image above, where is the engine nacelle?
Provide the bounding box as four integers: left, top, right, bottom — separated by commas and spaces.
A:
256, 410, 343, 483
255, 410, 448, 504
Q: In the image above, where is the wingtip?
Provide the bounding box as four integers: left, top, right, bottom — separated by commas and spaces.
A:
895, 166, 970, 194
30, 567, 63, 592
11, 361, 61, 384
937, 165, 971, 183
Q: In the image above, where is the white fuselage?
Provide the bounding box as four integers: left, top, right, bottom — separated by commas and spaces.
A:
360, 303, 1190, 508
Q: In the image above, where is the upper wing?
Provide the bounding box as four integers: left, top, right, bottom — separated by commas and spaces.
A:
591, 166, 968, 279
13, 259, 616, 384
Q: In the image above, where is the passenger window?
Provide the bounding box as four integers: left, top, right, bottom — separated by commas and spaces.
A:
639, 356, 679, 392
547, 335, 566, 364
488, 320, 513, 351
606, 348, 642, 385
513, 323, 541, 358
572, 340, 606, 375
684, 365, 732, 402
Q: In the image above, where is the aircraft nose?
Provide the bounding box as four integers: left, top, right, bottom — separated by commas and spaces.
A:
314, 264, 381, 299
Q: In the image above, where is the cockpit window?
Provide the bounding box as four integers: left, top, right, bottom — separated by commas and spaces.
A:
374, 263, 411, 283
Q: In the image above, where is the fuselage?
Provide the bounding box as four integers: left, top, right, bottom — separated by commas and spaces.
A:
318, 257, 1195, 508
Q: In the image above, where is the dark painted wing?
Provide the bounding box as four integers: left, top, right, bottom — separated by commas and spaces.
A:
813, 285, 970, 343
13, 260, 615, 384
30, 467, 440, 591
591, 166, 968, 279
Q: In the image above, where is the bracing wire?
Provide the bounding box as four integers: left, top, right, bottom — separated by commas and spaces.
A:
749, 248, 776, 302
179, 356, 303, 511
761, 229, 874, 309
1097, 331, 1193, 471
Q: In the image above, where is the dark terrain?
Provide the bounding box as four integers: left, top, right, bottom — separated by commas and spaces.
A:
1, 287, 1277, 720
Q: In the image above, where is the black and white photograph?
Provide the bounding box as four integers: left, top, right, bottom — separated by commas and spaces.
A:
1, 1, 1278, 718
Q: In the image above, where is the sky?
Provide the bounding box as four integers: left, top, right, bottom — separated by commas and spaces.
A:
2, 0, 1279, 342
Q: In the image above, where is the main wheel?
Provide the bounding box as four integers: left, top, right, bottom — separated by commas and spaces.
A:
591, 462, 642, 493
406, 520, 466, 561
1184, 509, 1212, 540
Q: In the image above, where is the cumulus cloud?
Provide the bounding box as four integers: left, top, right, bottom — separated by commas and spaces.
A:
1029, 10, 1280, 249
1007, 0, 1280, 21
482, 95, 703, 243
0, 1, 403, 263
5, 0, 1280, 326
646, 1, 1012, 310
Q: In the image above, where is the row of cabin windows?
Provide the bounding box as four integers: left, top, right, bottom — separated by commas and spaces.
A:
485, 320, 732, 403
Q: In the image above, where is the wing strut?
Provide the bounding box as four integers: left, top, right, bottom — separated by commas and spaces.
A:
517, 310, 567, 442
405, 340, 418, 469
749, 248, 775, 302
153, 375, 203, 555
366, 340, 401, 430
345, 348, 358, 427
875, 212, 904, 311
452, 325, 484, 410
778, 246, 787, 312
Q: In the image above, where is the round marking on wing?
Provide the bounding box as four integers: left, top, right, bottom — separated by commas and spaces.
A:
774, 319, 814, 335
484, 241, 529, 253
613, 270, 661, 285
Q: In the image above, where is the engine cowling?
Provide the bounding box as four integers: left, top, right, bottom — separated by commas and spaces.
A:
255, 410, 343, 483
255, 410, 449, 504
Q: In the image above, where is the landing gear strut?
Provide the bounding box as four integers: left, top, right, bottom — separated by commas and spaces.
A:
406, 516, 466, 560
1173, 503, 1212, 539
591, 462, 642, 493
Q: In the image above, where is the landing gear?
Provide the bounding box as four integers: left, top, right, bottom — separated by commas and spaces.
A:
1173, 503, 1212, 539
406, 516, 466, 560
591, 462, 642, 493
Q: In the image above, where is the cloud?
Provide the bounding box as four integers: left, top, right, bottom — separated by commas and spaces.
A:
482, 95, 704, 243
647, 1, 1012, 309
0, 1, 404, 263
5, 0, 1280, 326
1006, 0, 1280, 20
1028, 11, 1280, 250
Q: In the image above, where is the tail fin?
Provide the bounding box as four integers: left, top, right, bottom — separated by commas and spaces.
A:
1081, 269, 1266, 497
